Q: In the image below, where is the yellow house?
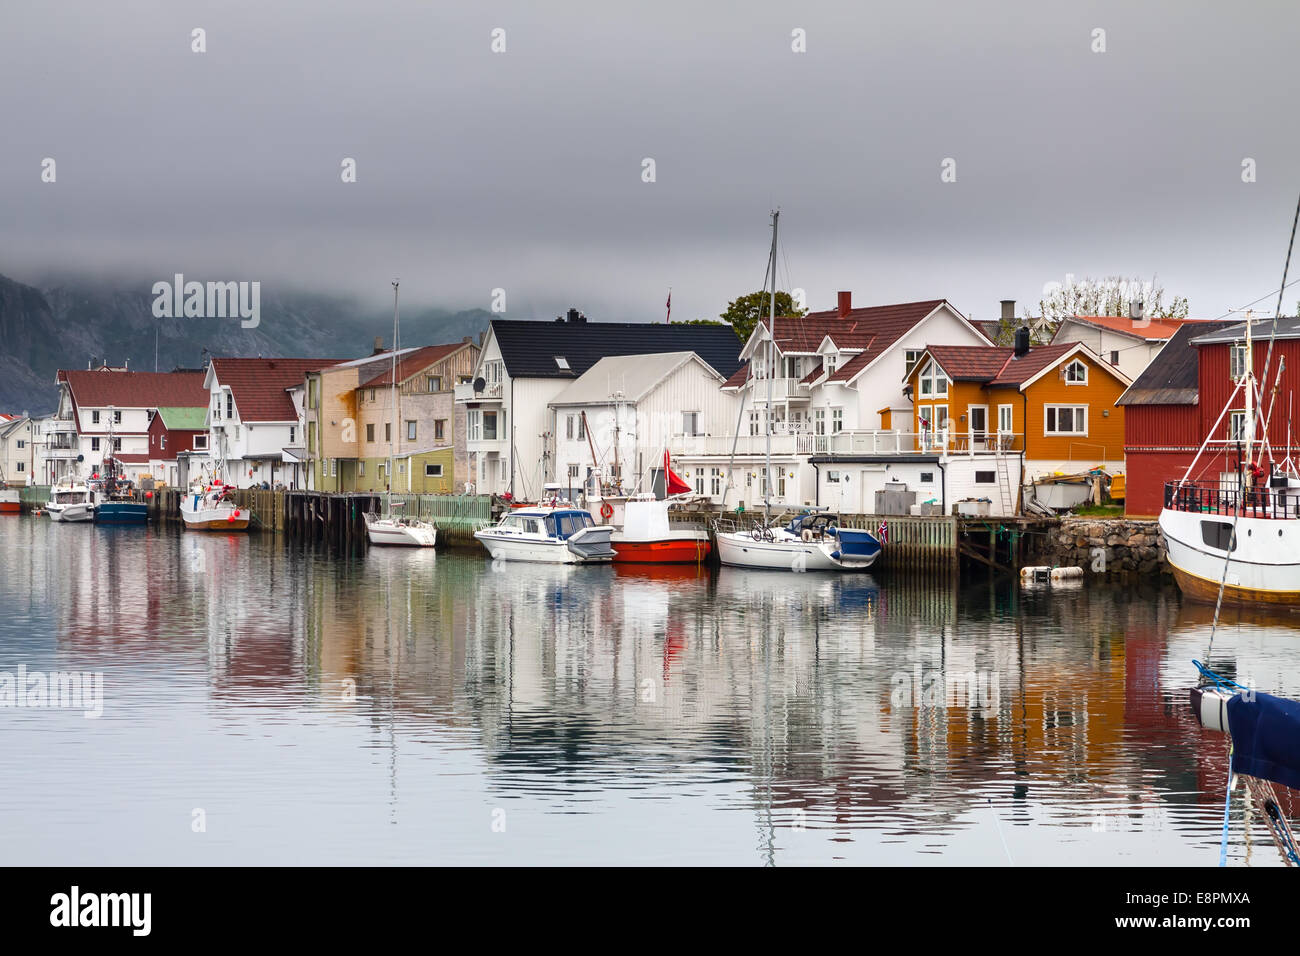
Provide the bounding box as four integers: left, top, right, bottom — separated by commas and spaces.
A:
904, 341, 1131, 477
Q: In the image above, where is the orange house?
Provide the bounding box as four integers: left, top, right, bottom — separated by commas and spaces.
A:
904, 341, 1131, 478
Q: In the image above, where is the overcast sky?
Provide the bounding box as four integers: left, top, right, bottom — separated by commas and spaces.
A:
3, 0, 1299, 323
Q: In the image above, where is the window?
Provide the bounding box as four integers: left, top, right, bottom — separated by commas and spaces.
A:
918, 360, 948, 398
1201, 520, 1237, 552
160, 435, 166, 450
1230, 344, 1248, 382
92, 411, 100, 424
695, 471, 705, 495
485, 361, 503, 385
369, 389, 376, 403
1045, 405, 1088, 435
825, 354, 837, 374
91, 438, 100, 451
827, 470, 841, 483
749, 411, 760, 436
814, 409, 825, 436
975, 470, 996, 484
918, 405, 932, 432
289, 426, 295, 444
783, 356, 802, 378
358, 461, 365, 476
425, 463, 443, 477
934, 405, 949, 435
16, 462, 23, 473
566, 415, 574, 440
434, 419, 445, 441
1110, 350, 1120, 366
998, 404, 1014, 434
1064, 359, 1088, 384
682, 411, 700, 436
366, 423, 375, 442
468, 410, 481, 441
554, 356, 570, 371
710, 468, 722, 496
193, 435, 207, 450
483, 411, 498, 441
427, 376, 441, 392
113, 410, 122, 424
576, 415, 584, 440
920, 472, 934, 483
385, 422, 391, 443
225, 393, 233, 418
778, 473, 787, 498
831, 408, 844, 433
1228, 411, 1249, 442
904, 349, 925, 377
113, 438, 121, 451
406, 421, 417, 441
17, 439, 25, 449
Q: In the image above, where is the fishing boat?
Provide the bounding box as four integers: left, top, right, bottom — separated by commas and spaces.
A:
0, 488, 19, 515
712, 210, 882, 572
1159, 310, 1300, 604
90, 456, 147, 525
610, 494, 711, 564
47, 476, 95, 522
180, 480, 250, 531
364, 280, 437, 548
474, 487, 614, 563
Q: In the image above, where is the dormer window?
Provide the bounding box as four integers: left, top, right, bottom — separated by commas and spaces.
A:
1064, 359, 1088, 384
918, 360, 948, 399
825, 354, 837, 374
554, 356, 570, 371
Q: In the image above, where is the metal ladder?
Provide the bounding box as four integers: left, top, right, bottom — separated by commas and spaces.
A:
995, 450, 1014, 514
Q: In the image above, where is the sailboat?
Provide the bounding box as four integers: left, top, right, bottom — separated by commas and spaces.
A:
713, 211, 882, 572
364, 280, 437, 547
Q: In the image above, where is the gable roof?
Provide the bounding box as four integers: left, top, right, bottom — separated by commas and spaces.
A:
1189, 316, 1300, 346
809, 300, 988, 384
489, 319, 744, 380
1117, 320, 1236, 406
548, 352, 720, 406
798, 360, 824, 385
155, 406, 208, 430
1058, 315, 1215, 343
57, 370, 208, 409
721, 364, 750, 390
360, 342, 472, 389
916, 343, 1125, 391
210, 358, 346, 422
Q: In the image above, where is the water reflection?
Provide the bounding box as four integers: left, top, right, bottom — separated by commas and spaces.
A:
1, 516, 1296, 865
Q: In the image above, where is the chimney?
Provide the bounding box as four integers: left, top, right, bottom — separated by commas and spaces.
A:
1000, 300, 1016, 322
373, 335, 384, 354
837, 291, 852, 318
1014, 324, 1030, 357
567, 308, 585, 323
462, 335, 473, 344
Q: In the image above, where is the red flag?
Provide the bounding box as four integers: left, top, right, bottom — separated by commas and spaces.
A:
666, 290, 672, 324
664, 450, 690, 496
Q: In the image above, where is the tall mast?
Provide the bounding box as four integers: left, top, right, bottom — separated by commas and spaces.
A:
390, 279, 399, 498
1245, 309, 1254, 473
764, 210, 779, 523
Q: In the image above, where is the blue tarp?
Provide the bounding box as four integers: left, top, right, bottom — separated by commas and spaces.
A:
1227, 691, 1300, 791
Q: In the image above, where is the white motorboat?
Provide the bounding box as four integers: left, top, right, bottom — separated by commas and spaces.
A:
364, 509, 438, 547
180, 481, 250, 531
716, 510, 881, 572
46, 477, 95, 522
474, 504, 615, 563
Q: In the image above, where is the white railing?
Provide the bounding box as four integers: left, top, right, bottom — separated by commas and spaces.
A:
455, 381, 503, 403
743, 376, 806, 401
671, 430, 1025, 458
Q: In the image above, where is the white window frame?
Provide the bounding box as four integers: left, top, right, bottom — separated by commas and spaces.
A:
682, 411, 701, 436
904, 349, 925, 378
1228, 410, 1249, 442
998, 404, 1014, 434
425, 463, 443, 478
1064, 359, 1088, 385
918, 360, 948, 399
1230, 344, 1248, 382
1045, 404, 1088, 436
831, 408, 844, 434
468, 410, 481, 441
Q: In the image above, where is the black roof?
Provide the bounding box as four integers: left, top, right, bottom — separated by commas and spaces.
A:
1117, 320, 1235, 406
489, 317, 744, 380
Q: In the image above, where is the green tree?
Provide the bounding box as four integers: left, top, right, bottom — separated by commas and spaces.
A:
719, 290, 806, 342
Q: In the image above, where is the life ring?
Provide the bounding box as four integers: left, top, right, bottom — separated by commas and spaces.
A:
600, 501, 614, 522
801, 528, 814, 542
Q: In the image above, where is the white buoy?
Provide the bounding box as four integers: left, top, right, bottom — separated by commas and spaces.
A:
1050, 566, 1084, 580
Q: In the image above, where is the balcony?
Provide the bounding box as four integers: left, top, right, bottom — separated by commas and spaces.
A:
670, 430, 1025, 459
742, 376, 807, 402
455, 381, 503, 404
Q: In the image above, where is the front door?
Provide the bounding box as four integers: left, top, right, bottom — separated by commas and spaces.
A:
969, 405, 988, 450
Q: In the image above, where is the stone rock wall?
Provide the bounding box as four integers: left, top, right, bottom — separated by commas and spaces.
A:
1029, 517, 1169, 575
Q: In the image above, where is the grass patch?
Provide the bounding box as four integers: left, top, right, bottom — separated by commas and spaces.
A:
1071, 503, 1124, 517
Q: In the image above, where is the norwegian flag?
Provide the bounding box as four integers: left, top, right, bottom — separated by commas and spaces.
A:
666, 289, 672, 323
877, 519, 888, 544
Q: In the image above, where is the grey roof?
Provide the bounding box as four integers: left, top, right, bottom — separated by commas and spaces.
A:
1190, 316, 1300, 345
1117, 320, 1235, 406
548, 352, 720, 406
489, 318, 744, 380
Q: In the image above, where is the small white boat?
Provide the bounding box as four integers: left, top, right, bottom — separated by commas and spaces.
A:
474, 504, 615, 563
47, 478, 94, 522
364, 509, 437, 547
180, 481, 249, 531
716, 510, 881, 572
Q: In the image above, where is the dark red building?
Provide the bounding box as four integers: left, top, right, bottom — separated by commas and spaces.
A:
1120, 318, 1300, 516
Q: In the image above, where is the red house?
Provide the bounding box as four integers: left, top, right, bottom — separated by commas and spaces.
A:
1119, 317, 1300, 516
146, 406, 209, 487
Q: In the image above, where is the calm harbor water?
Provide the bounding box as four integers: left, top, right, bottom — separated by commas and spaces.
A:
1, 516, 1295, 866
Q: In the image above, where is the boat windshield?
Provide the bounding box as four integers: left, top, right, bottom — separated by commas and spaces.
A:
551, 512, 593, 539
500, 514, 546, 535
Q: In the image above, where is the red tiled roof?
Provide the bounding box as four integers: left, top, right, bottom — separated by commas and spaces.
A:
210, 358, 346, 422
924, 345, 1015, 381
812, 300, 978, 383
798, 360, 824, 385
359, 343, 469, 389
1064, 315, 1215, 341
721, 364, 750, 389
57, 370, 208, 409
112, 453, 150, 463
922, 343, 1081, 388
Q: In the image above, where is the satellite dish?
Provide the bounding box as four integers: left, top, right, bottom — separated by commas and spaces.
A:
76, 454, 84, 462
473, 376, 486, 392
